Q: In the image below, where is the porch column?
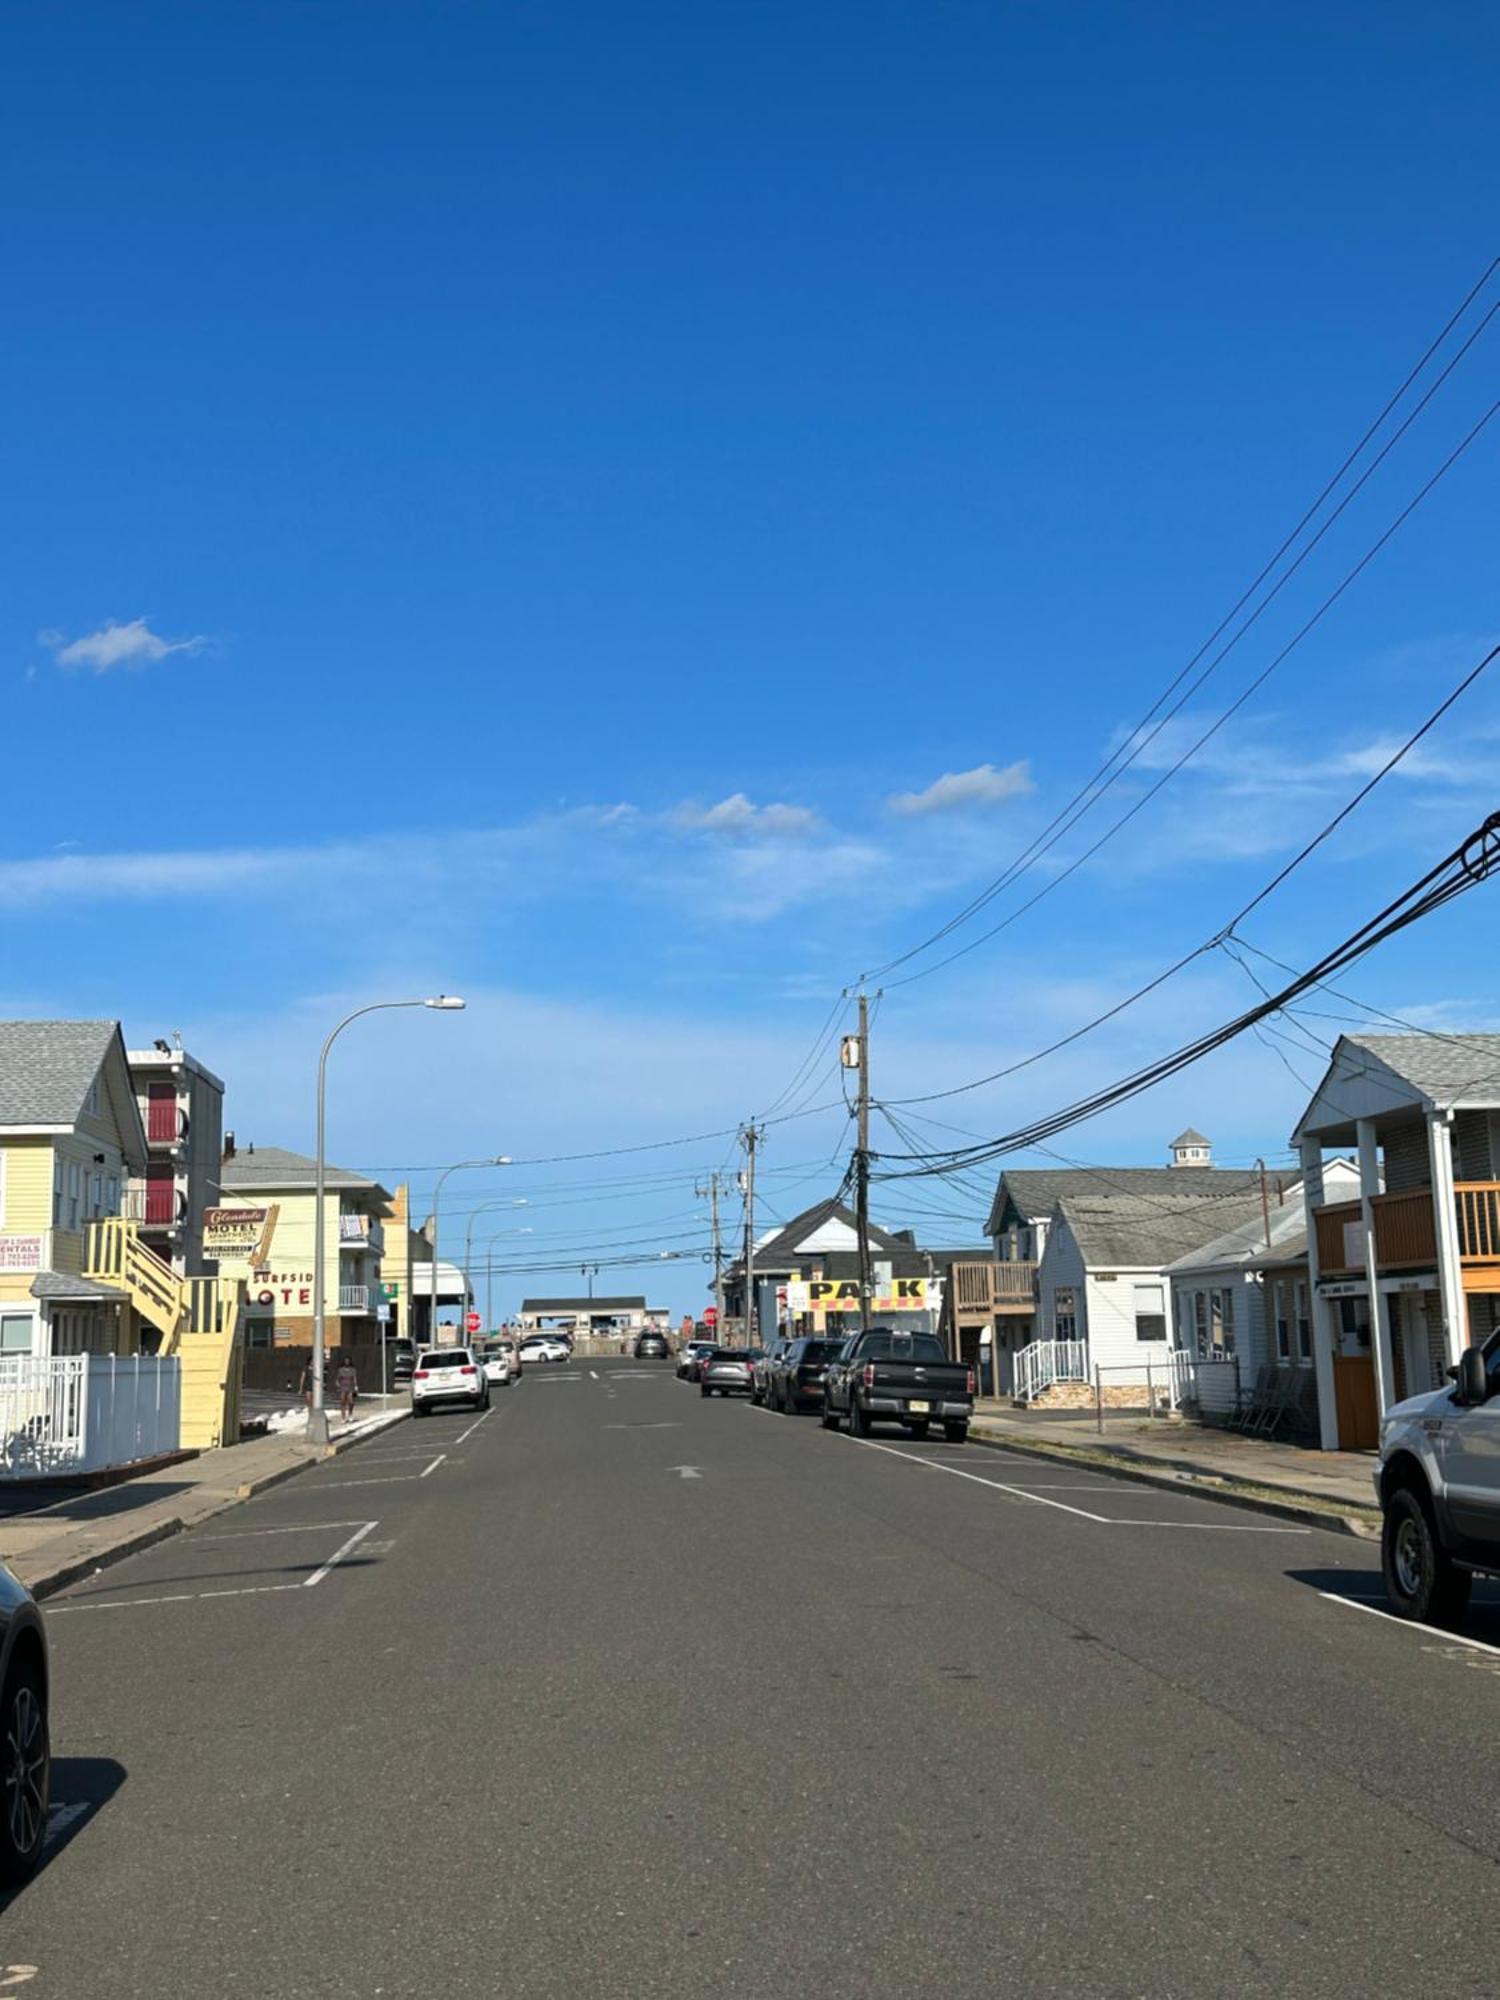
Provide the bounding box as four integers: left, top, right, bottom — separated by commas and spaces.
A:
1357, 1119, 1396, 1421
1300, 1138, 1340, 1450
1428, 1110, 1468, 1365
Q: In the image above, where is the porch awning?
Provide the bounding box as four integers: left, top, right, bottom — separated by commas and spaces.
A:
30, 1271, 130, 1303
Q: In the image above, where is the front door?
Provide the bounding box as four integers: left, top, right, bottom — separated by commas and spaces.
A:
1332, 1353, 1379, 1451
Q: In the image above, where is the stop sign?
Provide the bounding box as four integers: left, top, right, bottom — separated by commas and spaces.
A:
704, 1306, 718, 1325
465, 1311, 481, 1334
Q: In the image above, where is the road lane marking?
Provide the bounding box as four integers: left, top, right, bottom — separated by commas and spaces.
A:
839, 1433, 1309, 1531
1318, 1591, 1500, 1656
304, 1519, 378, 1587
666, 1465, 703, 1479
452, 1408, 493, 1444
603, 1421, 681, 1429
419, 1454, 447, 1478
49, 1584, 303, 1614
590, 1369, 599, 1379
307, 1474, 427, 1487
194, 1521, 373, 1540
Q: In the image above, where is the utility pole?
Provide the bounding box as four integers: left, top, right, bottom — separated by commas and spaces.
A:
849, 991, 873, 1332
697, 1171, 725, 1333
739, 1126, 760, 1348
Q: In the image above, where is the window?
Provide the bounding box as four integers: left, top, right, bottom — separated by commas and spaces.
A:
1134, 1283, 1166, 1343
1214, 1287, 1236, 1357
0, 1312, 34, 1354
106, 1174, 119, 1213
88, 1172, 103, 1217
1054, 1287, 1076, 1341
1275, 1283, 1292, 1364
1296, 1281, 1312, 1364
245, 1321, 273, 1350
66, 1161, 80, 1231
1194, 1291, 1208, 1359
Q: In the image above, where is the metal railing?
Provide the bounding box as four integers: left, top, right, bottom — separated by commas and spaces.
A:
1014, 1338, 1089, 1403
337, 1285, 370, 1311
0, 1354, 181, 1480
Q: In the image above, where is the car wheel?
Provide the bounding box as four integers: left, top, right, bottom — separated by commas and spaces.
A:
943, 1421, 969, 1445
848, 1397, 870, 1438
1382, 1484, 1470, 1624
413, 1402, 427, 1418
820, 1397, 838, 1430
0, 1651, 49, 1885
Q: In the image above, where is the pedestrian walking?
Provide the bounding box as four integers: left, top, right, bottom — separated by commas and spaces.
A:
335, 1352, 359, 1425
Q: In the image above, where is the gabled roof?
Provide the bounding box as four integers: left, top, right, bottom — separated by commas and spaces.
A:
0, 1019, 147, 1167
1165, 1157, 1359, 1277
748, 1197, 912, 1269
986, 1164, 1261, 1238
1292, 1033, 1500, 1148
220, 1145, 393, 1209
1172, 1128, 1210, 1147
1053, 1187, 1269, 1270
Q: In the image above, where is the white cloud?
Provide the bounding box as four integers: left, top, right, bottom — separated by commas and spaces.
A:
888, 761, 1034, 817
40, 617, 207, 674
671, 793, 822, 837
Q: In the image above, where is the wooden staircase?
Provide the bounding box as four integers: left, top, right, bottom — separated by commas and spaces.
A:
84, 1220, 246, 1448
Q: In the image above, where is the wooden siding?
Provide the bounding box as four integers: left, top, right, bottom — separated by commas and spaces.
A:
0, 1138, 55, 1233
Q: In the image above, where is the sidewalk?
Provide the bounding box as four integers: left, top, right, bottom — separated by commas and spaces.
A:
969, 1400, 1381, 1535
1, 1403, 410, 1600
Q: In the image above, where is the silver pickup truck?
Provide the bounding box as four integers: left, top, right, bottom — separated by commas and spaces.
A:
1377, 1341, 1500, 1624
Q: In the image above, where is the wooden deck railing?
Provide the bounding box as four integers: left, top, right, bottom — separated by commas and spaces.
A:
946, 1260, 1036, 1316
1315, 1182, 1500, 1273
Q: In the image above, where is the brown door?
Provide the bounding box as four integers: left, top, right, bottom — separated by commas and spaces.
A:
1332, 1353, 1379, 1450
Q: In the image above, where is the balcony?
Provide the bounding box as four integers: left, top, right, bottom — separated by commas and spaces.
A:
146, 1101, 187, 1148
338, 1215, 384, 1254
337, 1285, 371, 1313
121, 1184, 186, 1230
1314, 1182, 1500, 1278
948, 1259, 1038, 1318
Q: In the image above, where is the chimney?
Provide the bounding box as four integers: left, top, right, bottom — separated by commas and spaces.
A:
224, 1132, 236, 1161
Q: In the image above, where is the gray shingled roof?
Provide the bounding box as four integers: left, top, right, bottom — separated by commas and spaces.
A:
987, 1164, 1260, 1236
0, 1019, 120, 1126
30, 1271, 129, 1301
1172, 1128, 1211, 1147
1343, 1033, 1500, 1105
1056, 1188, 1269, 1269
219, 1146, 390, 1200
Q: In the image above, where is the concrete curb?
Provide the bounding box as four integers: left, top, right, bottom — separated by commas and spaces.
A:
25, 1406, 413, 1601
967, 1423, 1382, 1540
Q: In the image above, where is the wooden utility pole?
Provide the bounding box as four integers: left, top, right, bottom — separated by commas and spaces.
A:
697, 1171, 726, 1332
740, 1126, 760, 1347
854, 991, 872, 1332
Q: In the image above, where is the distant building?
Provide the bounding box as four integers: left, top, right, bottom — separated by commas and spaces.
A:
125, 1039, 225, 1275
216, 1141, 391, 1349
517, 1296, 664, 1339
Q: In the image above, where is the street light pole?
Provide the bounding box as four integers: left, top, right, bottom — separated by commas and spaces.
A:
310, 994, 465, 1446
481, 1226, 533, 1328
429, 1155, 512, 1347
463, 1199, 529, 1327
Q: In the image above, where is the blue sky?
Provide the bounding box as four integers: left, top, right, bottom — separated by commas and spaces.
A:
3, 2, 1497, 1316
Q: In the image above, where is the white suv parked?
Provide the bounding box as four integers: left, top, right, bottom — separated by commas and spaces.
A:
1378, 1340, 1500, 1623
411, 1347, 490, 1416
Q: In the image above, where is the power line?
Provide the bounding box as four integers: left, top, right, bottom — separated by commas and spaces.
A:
861, 259, 1500, 987
871, 809, 1500, 1181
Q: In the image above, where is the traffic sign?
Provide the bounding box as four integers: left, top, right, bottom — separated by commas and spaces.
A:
704, 1306, 718, 1325
465, 1311, 481, 1334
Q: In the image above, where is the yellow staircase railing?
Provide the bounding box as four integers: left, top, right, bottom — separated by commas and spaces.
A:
84, 1221, 246, 1450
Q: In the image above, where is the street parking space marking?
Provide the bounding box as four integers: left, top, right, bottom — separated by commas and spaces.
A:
589, 1369, 599, 1379
49, 1584, 303, 1614
192, 1520, 374, 1541
603, 1421, 681, 1429
1318, 1590, 1500, 1659
303, 1518, 377, 1587
531, 1372, 582, 1381
452, 1408, 493, 1444
419, 1453, 446, 1477
841, 1432, 1310, 1531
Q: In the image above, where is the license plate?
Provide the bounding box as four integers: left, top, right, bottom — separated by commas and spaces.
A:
908, 1399, 931, 1414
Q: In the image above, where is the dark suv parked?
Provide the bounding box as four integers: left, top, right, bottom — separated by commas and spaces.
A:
770, 1336, 846, 1414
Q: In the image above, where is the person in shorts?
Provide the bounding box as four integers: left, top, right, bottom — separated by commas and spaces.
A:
335, 1353, 359, 1424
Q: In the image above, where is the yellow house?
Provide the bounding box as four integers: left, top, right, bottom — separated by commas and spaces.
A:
215, 1142, 393, 1350
0, 1019, 148, 1357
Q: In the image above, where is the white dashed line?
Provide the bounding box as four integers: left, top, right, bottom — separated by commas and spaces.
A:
419, 1453, 446, 1478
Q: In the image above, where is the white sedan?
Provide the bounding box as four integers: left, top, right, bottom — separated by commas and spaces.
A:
518, 1336, 570, 1364
480, 1347, 513, 1388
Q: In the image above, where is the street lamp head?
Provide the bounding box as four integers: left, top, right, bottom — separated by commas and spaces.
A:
424, 995, 467, 1010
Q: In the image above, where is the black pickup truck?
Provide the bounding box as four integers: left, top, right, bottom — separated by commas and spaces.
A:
821, 1329, 974, 1443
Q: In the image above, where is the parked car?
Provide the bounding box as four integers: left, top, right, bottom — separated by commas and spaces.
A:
702, 1348, 763, 1397
821, 1329, 974, 1442
389, 1338, 418, 1382
480, 1345, 513, 1389
518, 1335, 570, 1364
495, 1336, 522, 1382
677, 1339, 719, 1382
1378, 1339, 1500, 1623
634, 1331, 669, 1359
770, 1335, 846, 1414
0, 1559, 48, 1883
751, 1339, 793, 1405
411, 1346, 491, 1415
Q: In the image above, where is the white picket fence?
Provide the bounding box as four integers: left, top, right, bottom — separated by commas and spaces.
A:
0, 1354, 181, 1480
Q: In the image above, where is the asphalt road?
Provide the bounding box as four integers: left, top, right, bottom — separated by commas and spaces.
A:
7, 1358, 1500, 1998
